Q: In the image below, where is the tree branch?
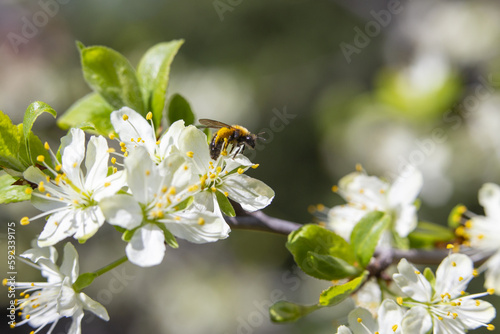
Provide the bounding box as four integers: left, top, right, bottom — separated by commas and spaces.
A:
225, 210, 302, 235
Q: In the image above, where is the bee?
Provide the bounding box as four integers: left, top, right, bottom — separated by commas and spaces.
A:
199, 119, 258, 160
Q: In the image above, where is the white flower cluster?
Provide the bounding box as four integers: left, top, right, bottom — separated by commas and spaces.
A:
337, 254, 496, 334
22, 107, 274, 267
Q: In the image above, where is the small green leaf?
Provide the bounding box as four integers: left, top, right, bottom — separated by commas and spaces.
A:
0, 111, 23, 171
350, 211, 391, 267
157, 224, 179, 249
72, 272, 97, 292
167, 93, 195, 126
174, 195, 194, 212
423, 267, 436, 287
122, 229, 136, 242
448, 204, 466, 228
22, 102, 56, 164
408, 221, 455, 249
215, 190, 235, 217
0, 171, 30, 204
306, 252, 360, 280
269, 301, 320, 323
58, 93, 114, 136
319, 272, 368, 306
286, 225, 358, 281
18, 124, 52, 167
137, 40, 184, 127
79, 45, 145, 114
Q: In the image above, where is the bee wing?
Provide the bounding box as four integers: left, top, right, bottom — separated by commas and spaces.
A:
199, 119, 232, 129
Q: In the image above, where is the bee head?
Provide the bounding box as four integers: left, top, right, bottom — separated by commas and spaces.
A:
245, 134, 257, 148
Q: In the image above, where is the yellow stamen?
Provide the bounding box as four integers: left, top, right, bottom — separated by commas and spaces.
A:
331, 185, 338, 192
198, 218, 205, 225
252, 164, 259, 169
488, 288, 495, 295
145, 170, 151, 176
146, 112, 153, 120
186, 151, 194, 158
122, 114, 129, 121
55, 164, 62, 172
355, 163, 362, 172
25, 188, 33, 195
237, 168, 244, 174
224, 191, 229, 197
396, 297, 403, 305
107, 148, 116, 153
104, 182, 111, 187
44, 142, 50, 150
392, 325, 398, 332
109, 133, 116, 140
36, 155, 45, 162
38, 181, 45, 193
487, 324, 495, 331
111, 157, 117, 164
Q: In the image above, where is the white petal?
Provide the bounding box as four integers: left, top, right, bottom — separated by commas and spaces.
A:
80, 293, 110, 321
223, 154, 254, 172
453, 299, 496, 330
401, 306, 432, 334
377, 299, 403, 334
111, 107, 156, 155
335, 325, 352, 334
124, 146, 159, 203
478, 183, 500, 219
347, 307, 377, 333
393, 258, 432, 302
432, 315, 466, 334
178, 125, 211, 174
484, 252, 500, 292
84, 136, 109, 190
38, 209, 77, 247
24, 167, 66, 211
163, 211, 230, 243
126, 224, 166, 267
192, 191, 216, 212
220, 174, 274, 212
388, 167, 423, 207
338, 172, 388, 210
157, 119, 185, 156
99, 194, 143, 229
73, 206, 105, 242
93, 170, 127, 201
59, 243, 79, 282
434, 254, 473, 299
327, 205, 367, 240
68, 309, 84, 334
21, 244, 58, 264
392, 203, 418, 237
61, 128, 86, 189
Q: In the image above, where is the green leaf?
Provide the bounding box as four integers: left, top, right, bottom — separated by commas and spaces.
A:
72, 272, 97, 292
58, 93, 114, 136
18, 124, 52, 168
215, 190, 235, 217
319, 271, 368, 306
174, 195, 194, 212
350, 211, 391, 267
137, 40, 184, 127
157, 224, 179, 249
408, 221, 455, 249
423, 267, 436, 287
448, 204, 466, 228
269, 301, 320, 323
286, 224, 358, 280
79, 44, 145, 114
0, 171, 30, 204
122, 228, 136, 242
22, 102, 56, 164
306, 252, 359, 280
0, 111, 23, 171
167, 93, 195, 126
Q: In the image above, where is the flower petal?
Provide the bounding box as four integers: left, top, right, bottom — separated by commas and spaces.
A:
80, 292, 110, 321
21, 244, 58, 264
484, 252, 500, 292
38, 209, 77, 247
59, 243, 79, 282
392, 203, 418, 238
68, 308, 84, 334
124, 146, 160, 204
377, 299, 403, 334
347, 307, 377, 333
126, 224, 166, 267
453, 299, 496, 330
111, 107, 156, 155
327, 205, 367, 240
93, 170, 127, 201
99, 194, 143, 229
393, 258, 432, 302
157, 119, 185, 157
84, 135, 109, 190
60, 128, 86, 189
388, 167, 423, 207
73, 206, 105, 242
162, 211, 230, 243
478, 183, 500, 220
178, 125, 211, 174
338, 172, 388, 210
401, 306, 432, 334
335, 326, 352, 334
220, 174, 274, 212
434, 254, 473, 299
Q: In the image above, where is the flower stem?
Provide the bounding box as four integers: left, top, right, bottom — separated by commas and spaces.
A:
94, 255, 128, 277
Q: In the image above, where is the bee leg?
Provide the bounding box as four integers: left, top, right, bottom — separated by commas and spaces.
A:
232, 145, 245, 159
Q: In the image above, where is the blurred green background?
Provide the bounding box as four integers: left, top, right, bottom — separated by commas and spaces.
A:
2, 0, 500, 333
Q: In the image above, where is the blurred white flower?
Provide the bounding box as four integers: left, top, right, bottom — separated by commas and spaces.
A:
8, 243, 108, 334
328, 167, 422, 243
393, 254, 495, 333
464, 183, 500, 293
22, 128, 125, 246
